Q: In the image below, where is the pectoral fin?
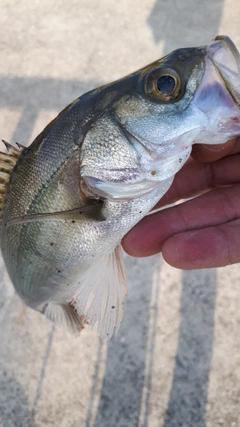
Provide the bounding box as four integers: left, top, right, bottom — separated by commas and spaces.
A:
71, 245, 128, 339
5, 201, 105, 227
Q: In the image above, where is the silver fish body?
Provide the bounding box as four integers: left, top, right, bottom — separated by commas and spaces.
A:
1, 36, 240, 338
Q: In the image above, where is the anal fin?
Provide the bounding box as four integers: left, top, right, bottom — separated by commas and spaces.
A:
43, 303, 86, 334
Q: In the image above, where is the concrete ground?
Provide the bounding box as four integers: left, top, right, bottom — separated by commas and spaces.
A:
0, 1, 240, 426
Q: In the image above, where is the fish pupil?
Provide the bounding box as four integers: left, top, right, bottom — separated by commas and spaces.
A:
157, 75, 175, 94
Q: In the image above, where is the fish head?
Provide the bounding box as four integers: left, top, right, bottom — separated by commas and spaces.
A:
81, 36, 240, 201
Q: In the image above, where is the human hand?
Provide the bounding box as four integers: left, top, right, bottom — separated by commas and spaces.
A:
122, 138, 240, 269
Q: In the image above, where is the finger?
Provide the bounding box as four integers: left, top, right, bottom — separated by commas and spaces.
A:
122, 184, 240, 257
162, 221, 240, 269
155, 158, 209, 208
191, 138, 237, 162
154, 137, 240, 209
155, 151, 240, 209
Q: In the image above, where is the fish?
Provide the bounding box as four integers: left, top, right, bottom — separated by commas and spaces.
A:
1, 35, 240, 339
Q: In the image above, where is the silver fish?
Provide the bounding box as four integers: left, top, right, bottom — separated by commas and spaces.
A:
1, 35, 240, 338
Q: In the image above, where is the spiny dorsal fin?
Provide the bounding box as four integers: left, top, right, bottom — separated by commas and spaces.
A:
0, 140, 24, 222
2, 139, 23, 158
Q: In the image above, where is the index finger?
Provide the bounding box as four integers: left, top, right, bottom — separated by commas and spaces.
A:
155, 139, 240, 209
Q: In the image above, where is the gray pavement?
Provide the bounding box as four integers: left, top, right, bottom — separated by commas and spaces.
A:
0, 1, 240, 426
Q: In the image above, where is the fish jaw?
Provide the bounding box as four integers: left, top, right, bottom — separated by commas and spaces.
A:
192, 36, 240, 144
208, 36, 240, 105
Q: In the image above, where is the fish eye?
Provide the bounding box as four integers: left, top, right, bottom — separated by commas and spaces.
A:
145, 68, 181, 102
157, 75, 176, 94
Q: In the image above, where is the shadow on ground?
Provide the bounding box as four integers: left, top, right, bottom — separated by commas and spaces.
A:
163, 269, 216, 427
148, 0, 225, 53
0, 375, 32, 427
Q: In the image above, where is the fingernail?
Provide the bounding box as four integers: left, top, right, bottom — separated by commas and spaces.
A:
202, 143, 228, 152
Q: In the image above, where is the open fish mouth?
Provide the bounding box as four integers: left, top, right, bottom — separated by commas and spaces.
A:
192, 35, 240, 140
206, 36, 240, 108
210, 35, 240, 75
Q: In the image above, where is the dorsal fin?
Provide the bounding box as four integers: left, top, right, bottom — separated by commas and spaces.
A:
0, 140, 24, 222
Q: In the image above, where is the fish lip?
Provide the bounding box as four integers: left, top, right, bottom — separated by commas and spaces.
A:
212, 35, 240, 68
